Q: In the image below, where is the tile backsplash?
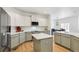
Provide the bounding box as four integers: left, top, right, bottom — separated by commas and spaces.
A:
11, 26, 48, 33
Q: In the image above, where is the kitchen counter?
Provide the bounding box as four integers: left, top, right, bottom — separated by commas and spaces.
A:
8, 30, 49, 35
7, 30, 34, 35
32, 33, 53, 40
56, 31, 79, 38
7, 31, 26, 35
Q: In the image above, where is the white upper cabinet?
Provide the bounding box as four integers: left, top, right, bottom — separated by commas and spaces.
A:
15, 13, 21, 26
11, 12, 31, 26
10, 12, 48, 26
31, 15, 38, 22
15, 13, 26, 26
38, 17, 48, 26
25, 16, 31, 26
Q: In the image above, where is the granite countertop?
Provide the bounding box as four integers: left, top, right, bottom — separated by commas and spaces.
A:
7, 30, 31, 35
7, 32, 25, 35
56, 31, 79, 38
32, 33, 53, 40
7, 30, 49, 35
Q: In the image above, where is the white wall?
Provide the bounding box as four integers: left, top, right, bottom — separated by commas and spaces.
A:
57, 16, 79, 32
49, 14, 79, 33
49, 8, 77, 30
49, 8, 79, 33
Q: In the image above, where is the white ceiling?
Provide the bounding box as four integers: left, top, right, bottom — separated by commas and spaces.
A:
15, 7, 79, 19
15, 7, 59, 14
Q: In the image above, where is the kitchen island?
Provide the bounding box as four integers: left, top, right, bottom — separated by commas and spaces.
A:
32, 33, 53, 52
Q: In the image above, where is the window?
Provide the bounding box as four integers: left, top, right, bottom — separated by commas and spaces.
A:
61, 23, 70, 32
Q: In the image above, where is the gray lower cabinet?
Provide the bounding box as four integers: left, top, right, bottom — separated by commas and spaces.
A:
11, 34, 19, 48
19, 33, 25, 44
54, 33, 70, 49
33, 38, 53, 52
61, 34, 70, 48
54, 33, 61, 44
71, 36, 79, 52
25, 32, 32, 41
54, 33, 79, 52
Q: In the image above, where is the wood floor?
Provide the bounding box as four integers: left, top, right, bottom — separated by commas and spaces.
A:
53, 44, 70, 52
13, 41, 70, 52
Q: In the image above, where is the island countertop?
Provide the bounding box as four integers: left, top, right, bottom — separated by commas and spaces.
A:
32, 33, 53, 40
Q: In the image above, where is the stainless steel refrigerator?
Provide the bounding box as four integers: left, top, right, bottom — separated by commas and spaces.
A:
0, 8, 11, 52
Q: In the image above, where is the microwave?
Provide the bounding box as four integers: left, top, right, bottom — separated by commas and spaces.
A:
31, 22, 39, 26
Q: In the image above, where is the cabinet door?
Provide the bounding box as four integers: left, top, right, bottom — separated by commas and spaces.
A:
11, 34, 19, 48
31, 15, 38, 22
61, 35, 70, 48
38, 17, 47, 26
54, 33, 61, 44
11, 13, 25, 26
25, 16, 31, 26
15, 14, 31, 26
25, 32, 32, 41
19, 33, 25, 44
15, 14, 22, 26
71, 37, 79, 52
19, 15, 26, 26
